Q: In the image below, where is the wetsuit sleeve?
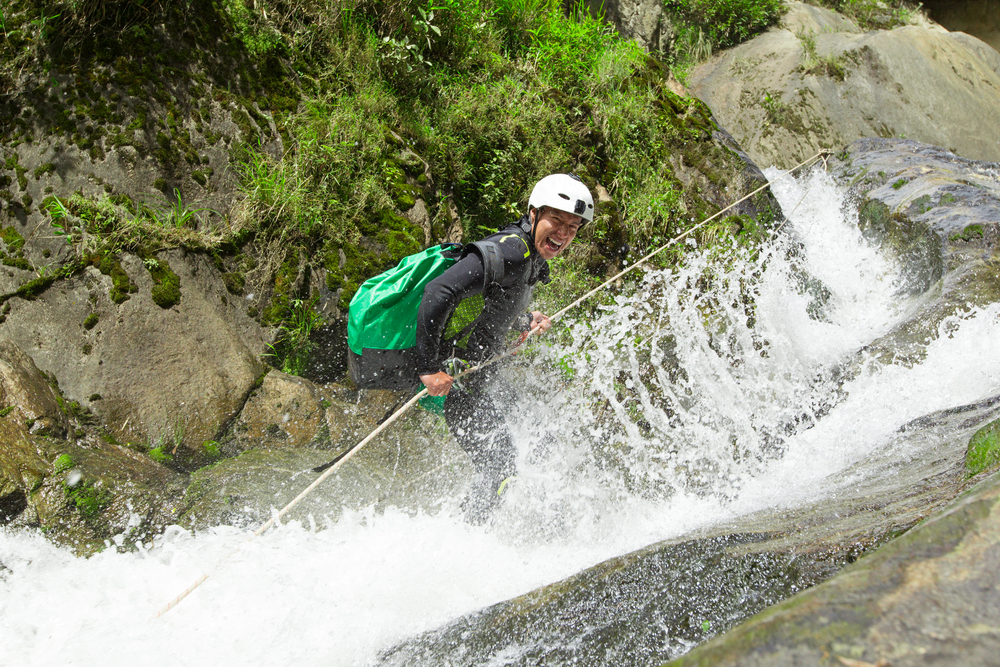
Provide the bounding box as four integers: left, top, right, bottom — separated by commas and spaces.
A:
415, 253, 486, 376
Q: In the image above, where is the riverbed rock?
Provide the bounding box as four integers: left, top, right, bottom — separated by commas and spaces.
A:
667, 462, 1000, 667
688, 2, 1000, 168
180, 402, 473, 531
827, 138, 1000, 365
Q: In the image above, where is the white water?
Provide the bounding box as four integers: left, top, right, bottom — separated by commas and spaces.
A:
3, 169, 1000, 666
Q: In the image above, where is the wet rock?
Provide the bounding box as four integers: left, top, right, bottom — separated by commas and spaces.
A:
0, 337, 68, 497
0, 336, 186, 553
180, 403, 472, 531
223, 370, 336, 453
667, 467, 1000, 667
688, 2, 1000, 167
26, 438, 188, 555
381, 395, 998, 666
828, 138, 1000, 365
966, 417, 1000, 477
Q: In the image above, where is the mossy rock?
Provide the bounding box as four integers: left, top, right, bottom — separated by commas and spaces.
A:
966, 418, 1000, 477
950, 224, 985, 243
222, 271, 245, 295
94, 254, 139, 304
857, 199, 943, 295
0, 225, 26, 252
146, 258, 181, 308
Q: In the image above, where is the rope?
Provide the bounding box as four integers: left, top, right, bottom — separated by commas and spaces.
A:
153, 148, 831, 618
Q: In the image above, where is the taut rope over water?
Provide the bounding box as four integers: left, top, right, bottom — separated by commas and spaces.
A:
153, 149, 832, 618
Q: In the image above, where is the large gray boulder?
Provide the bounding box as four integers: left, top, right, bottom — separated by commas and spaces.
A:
688, 2, 1000, 167
1, 249, 267, 453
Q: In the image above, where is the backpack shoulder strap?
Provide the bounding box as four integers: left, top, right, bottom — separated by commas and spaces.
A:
466, 240, 504, 292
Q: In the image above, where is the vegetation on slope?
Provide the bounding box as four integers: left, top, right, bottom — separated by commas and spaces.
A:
0, 0, 782, 376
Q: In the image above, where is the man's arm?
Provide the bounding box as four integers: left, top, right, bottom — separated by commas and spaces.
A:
415, 252, 487, 394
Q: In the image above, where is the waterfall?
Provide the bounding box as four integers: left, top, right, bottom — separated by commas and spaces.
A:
2, 169, 999, 667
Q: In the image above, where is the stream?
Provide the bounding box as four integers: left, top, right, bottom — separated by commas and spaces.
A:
2, 168, 999, 666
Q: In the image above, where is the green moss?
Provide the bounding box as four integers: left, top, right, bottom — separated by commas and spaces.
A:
96, 255, 138, 303
154, 131, 179, 165
0, 226, 25, 252
203, 440, 221, 457
222, 271, 245, 295
54, 454, 75, 473
966, 419, 1000, 477
2, 256, 32, 270
146, 258, 181, 308
83, 312, 100, 329
0, 406, 14, 418
384, 160, 419, 210
891, 178, 907, 190
33, 163, 56, 179
191, 169, 213, 187
64, 480, 111, 521
260, 253, 298, 324
148, 446, 172, 463
950, 224, 984, 243
13, 273, 59, 301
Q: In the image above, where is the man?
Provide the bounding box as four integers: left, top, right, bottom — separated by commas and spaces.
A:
414, 173, 594, 522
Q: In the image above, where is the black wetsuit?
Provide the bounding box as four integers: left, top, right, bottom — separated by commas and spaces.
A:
416, 217, 549, 518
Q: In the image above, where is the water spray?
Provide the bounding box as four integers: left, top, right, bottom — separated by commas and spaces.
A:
153, 149, 833, 618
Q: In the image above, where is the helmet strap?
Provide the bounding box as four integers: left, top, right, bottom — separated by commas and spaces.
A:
522, 208, 537, 238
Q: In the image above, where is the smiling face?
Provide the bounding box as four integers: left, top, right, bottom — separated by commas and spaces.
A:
532, 206, 583, 260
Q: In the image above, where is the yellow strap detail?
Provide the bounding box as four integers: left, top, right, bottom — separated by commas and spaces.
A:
500, 234, 530, 258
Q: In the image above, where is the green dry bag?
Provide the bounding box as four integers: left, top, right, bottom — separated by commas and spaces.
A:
347, 243, 464, 390
347, 240, 504, 390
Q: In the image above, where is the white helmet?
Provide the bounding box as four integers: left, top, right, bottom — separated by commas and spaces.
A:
528, 173, 594, 226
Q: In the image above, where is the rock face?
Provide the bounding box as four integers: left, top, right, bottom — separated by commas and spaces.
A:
688, 2, 1000, 168
827, 138, 1000, 364
588, 0, 673, 54
0, 2, 285, 241
924, 0, 1000, 52
1, 249, 267, 453
0, 336, 188, 553
0, 338, 69, 497
668, 466, 1000, 667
